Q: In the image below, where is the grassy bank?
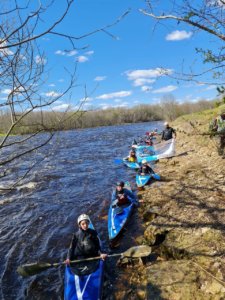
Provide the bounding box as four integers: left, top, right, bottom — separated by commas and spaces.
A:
114, 105, 225, 300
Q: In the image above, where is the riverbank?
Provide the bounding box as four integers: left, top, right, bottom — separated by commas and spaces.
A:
115, 107, 225, 299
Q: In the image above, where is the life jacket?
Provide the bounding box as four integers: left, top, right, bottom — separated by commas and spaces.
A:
128, 156, 136, 162
73, 228, 100, 258
162, 127, 174, 141
116, 190, 129, 205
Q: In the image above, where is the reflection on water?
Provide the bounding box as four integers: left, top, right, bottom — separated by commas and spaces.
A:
0, 121, 163, 299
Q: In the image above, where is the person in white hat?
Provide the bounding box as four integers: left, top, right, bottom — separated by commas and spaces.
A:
138, 159, 155, 176
65, 214, 107, 264
161, 122, 176, 141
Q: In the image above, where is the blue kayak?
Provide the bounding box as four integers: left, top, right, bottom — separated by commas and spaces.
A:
136, 174, 151, 187
64, 222, 105, 300
123, 159, 140, 169
108, 182, 137, 241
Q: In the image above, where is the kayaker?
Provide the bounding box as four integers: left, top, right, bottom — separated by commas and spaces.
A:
65, 214, 107, 264
138, 159, 155, 175
161, 122, 176, 141
145, 135, 153, 146
111, 181, 136, 206
124, 149, 137, 162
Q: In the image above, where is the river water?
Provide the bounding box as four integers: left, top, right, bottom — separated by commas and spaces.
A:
0, 121, 163, 300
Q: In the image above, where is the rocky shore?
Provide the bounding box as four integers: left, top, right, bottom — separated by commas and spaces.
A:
115, 108, 225, 299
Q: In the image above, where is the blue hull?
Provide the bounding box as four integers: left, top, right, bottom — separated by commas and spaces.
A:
64, 260, 104, 300
108, 202, 134, 241
136, 174, 151, 187
108, 183, 137, 241
123, 160, 140, 169
64, 222, 105, 300
135, 146, 156, 163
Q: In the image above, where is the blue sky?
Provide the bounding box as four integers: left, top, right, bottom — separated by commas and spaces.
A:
1, 0, 220, 112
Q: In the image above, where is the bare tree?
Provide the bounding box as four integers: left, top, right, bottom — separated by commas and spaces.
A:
0, 1, 129, 191
139, 0, 225, 87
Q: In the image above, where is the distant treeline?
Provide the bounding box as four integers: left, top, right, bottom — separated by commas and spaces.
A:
0, 99, 215, 134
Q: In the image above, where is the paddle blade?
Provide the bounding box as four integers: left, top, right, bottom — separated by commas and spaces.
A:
114, 159, 123, 164
17, 262, 53, 277
152, 173, 160, 180
123, 245, 151, 258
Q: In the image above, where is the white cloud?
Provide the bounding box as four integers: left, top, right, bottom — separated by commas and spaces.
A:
85, 51, 94, 56
125, 68, 173, 80
49, 83, 55, 87
52, 103, 70, 111
207, 0, 225, 7
35, 55, 47, 65
114, 99, 122, 103
1, 89, 11, 95
205, 85, 216, 90
67, 50, 77, 56
94, 76, 106, 81
96, 90, 132, 100
0, 97, 7, 101
99, 103, 112, 110
115, 102, 129, 108
77, 55, 88, 63
133, 100, 140, 104
58, 79, 64, 82
152, 85, 177, 94
0, 41, 14, 56
133, 78, 155, 87
55, 49, 77, 56
55, 50, 66, 56
141, 86, 152, 92
45, 91, 61, 97
80, 97, 93, 102
166, 30, 193, 41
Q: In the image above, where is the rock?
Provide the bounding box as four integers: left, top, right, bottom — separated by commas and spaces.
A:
136, 288, 146, 299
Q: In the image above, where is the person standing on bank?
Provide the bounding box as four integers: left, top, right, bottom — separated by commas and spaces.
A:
161, 122, 176, 141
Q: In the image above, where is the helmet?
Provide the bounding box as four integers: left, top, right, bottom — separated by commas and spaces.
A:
164, 122, 169, 126
116, 181, 124, 187
142, 159, 147, 164
77, 214, 90, 225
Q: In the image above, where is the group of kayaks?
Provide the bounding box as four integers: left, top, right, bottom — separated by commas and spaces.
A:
64, 135, 174, 299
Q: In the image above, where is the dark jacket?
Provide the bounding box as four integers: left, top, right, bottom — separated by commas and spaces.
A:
138, 165, 154, 175
161, 127, 176, 141
111, 187, 136, 203
68, 228, 100, 260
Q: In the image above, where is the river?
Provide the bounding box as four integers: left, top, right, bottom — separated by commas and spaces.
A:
0, 121, 163, 300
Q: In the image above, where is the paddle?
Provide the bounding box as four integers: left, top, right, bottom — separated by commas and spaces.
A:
114, 158, 123, 164
152, 173, 160, 180
17, 245, 151, 277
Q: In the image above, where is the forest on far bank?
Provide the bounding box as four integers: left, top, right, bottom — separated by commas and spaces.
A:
0, 97, 219, 135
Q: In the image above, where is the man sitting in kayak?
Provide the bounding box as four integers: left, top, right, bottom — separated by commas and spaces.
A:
65, 214, 107, 264
124, 149, 137, 162
111, 181, 137, 206
138, 159, 155, 175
